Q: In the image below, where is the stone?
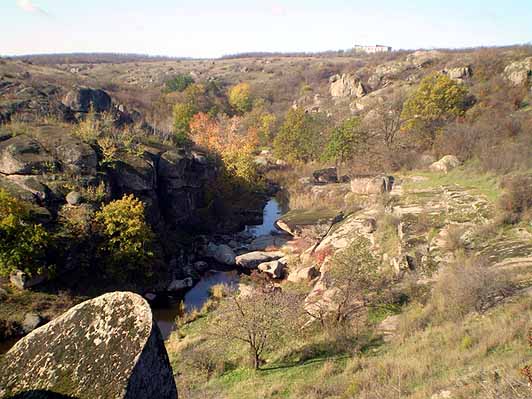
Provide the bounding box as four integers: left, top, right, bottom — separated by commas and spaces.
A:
257, 259, 287, 279
21, 312, 42, 334
248, 235, 289, 251
0, 135, 55, 175
144, 293, 157, 302
0, 292, 177, 399
287, 265, 319, 283
430, 155, 460, 173
235, 251, 285, 269
56, 140, 98, 175
62, 87, 112, 113
503, 57, 532, 86
362, 218, 377, 234
167, 277, 194, 291
206, 243, 237, 265
330, 74, 366, 98
377, 314, 400, 342
0, 288, 7, 301
350, 175, 394, 195
66, 191, 82, 205
406, 50, 444, 68
9, 270, 46, 290
442, 66, 471, 81
312, 167, 338, 184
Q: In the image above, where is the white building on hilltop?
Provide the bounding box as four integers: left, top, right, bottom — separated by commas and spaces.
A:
353, 44, 392, 54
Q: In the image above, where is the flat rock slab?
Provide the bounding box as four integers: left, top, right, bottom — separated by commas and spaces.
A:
0, 291, 177, 399
235, 251, 284, 269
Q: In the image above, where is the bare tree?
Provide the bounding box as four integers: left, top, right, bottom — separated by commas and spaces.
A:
305, 237, 391, 329
207, 286, 301, 369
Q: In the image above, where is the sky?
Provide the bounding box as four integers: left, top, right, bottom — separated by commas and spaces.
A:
1, 0, 531, 58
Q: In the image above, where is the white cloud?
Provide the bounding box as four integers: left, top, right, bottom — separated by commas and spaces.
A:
16, 0, 48, 16
270, 4, 287, 16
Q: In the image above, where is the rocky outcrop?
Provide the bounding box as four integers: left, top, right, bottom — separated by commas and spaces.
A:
503, 57, 532, 86
350, 175, 394, 195
312, 167, 339, 184
0, 292, 177, 399
62, 87, 112, 113
0, 135, 55, 175
430, 155, 460, 173
206, 243, 237, 265
442, 66, 472, 82
287, 265, 319, 283
329, 74, 366, 98
406, 50, 444, 68
257, 258, 287, 279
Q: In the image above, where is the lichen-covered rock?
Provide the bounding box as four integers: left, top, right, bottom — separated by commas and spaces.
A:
235, 251, 285, 269
0, 292, 177, 399
62, 87, 112, 113
503, 57, 532, 86
350, 175, 394, 194
430, 155, 460, 173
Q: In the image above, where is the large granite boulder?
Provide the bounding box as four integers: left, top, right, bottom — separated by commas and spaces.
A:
62, 87, 112, 113
350, 175, 394, 195
430, 155, 460, 173
235, 251, 284, 269
329, 74, 366, 98
0, 135, 55, 175
0, 292, 177, 399
205, 243, 236, 265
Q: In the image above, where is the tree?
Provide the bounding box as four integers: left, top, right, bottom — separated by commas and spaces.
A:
401, 73, 469, 146
95, 194, 154, 278
366, 89, 406, 149
228, 82, 252, 114
322, 117, 368, 175
164, 74, 194, 93
207, 287, 298, 369
273, 108, 324, 163
172, 102, 196, 144
0, 189, 49, 277
305, 237, 391, 328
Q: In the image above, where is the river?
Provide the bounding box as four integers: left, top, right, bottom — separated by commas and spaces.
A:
153, 197, 283, 340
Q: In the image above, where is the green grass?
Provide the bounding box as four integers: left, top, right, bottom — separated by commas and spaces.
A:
402, 166, 501, 203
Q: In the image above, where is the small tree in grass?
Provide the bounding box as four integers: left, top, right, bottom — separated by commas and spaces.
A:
165, 74, 194, 93
207, 287, 300, 369
228, 82, 252, 114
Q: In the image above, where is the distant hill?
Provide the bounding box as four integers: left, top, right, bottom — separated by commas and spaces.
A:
5, 52, 192, 65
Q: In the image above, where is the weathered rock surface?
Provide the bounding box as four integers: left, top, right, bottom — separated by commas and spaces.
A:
0, 291, 177, 399
276, 209, 339, 239
406, 50, 444, 68
330, 74, 366, 98
312, 167, 339, 184
287, 265, 319, 283
21, 312, 43, 334
248, 235, 290, 251
235, 251, 284, 269
442, 66, 472, 81
430, 155, 460, 173
168, 277, 194, 291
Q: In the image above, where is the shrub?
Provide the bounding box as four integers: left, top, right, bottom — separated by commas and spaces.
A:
95, 194, 154, 279
165, 74, 194, 93
172, 102, 196, 144
402, 73, 469, 147
0, 189, 49, 277
228, 82, 253, 113
498, 174, 532, 224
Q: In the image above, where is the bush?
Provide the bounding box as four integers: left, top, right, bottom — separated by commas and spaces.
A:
0, 189, 49, 277
172, 102, 196, 144
95, 194, 155, 279
165, 74, 194, 93
498, 174, 532, 224
228, 82, 253, 113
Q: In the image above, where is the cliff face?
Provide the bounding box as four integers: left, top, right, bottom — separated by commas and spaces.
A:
0, 292, 177, 399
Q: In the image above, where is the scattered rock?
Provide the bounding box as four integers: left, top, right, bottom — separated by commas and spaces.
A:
503, 57, 532, 86
287, 265, 319, 283
406, 50, 444, 68
312, 167, 338, 184
377, 314, 400, 342
350, 175, 394, 194
9, 270, 46, 290
0, 135, 54, 175
62, 87, 112, 113
430, 155, 460, 173
21, 312, 43, 334
257, 259, 286, 279
330, 74, 366, 98
249, 235, 290, 251
167, 277, 194, 291
206, 243, 237, 265
0, 292, 177, 399
442, 66, 472, 81
235, 251, 284, 269
66, 191, 82, 205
